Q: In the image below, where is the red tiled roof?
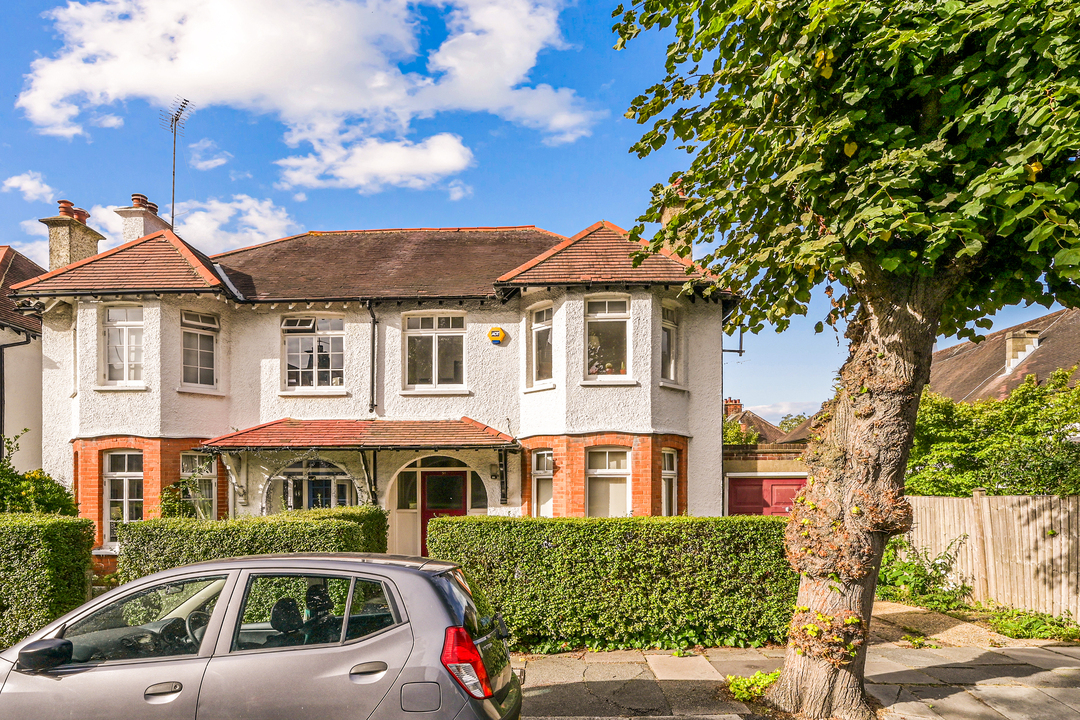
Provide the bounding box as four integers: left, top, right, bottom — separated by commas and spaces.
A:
496, 221, 704, 286
211, 226, 565, 301
10, 230, 224, 297
0, 247, 46, 335
201, 417, 517, 450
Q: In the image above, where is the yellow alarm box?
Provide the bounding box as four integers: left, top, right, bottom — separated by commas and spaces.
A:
487, 327, 506, 345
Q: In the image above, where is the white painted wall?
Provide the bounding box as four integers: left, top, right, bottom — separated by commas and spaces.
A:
1, 327, 42, 472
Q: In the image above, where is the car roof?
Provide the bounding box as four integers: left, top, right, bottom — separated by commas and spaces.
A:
176, 552, 460, 575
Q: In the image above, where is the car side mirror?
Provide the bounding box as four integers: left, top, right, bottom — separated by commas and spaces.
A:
17, 638, 73, 673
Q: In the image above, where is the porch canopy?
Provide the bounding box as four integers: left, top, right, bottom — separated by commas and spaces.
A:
199, 416, 518, 452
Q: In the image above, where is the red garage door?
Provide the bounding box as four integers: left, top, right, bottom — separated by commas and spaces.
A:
727, 477, 807, 516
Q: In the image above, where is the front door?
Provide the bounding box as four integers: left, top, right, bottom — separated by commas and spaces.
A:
420, 471, 467, 555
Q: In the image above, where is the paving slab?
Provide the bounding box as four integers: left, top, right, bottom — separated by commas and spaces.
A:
921, 664, 1080, 688
865, 684, 942, 718
656, 680, 746, 716
758, 648, 787, 658
646, 654, 724, 681
970, 686, 1080, 720
925, 647, 1025, 665
864, 657, 940, 685
869, 646, 958, 668
708, 656, 784, 677
907, 686, 1009, 720
583, 650, 646, 664
1040, 646, 1080, 661
525, 656, 587, 686
993, 647, 1080, 670
1037, 687, 1080, 713
583, 662, 669, 715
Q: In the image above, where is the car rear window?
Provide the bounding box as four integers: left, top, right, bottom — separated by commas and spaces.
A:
432, 569, 495, 640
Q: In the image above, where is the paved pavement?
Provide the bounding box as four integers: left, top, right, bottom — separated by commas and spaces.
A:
514, 602, 1080, 720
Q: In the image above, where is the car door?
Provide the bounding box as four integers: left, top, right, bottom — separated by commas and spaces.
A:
0, 572, 234, 720
197, 569, 413, 720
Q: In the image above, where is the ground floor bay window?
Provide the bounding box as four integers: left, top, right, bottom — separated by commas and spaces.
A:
279, 459, 357, 510
586, 448, 629, 517
104, 451, 143, 546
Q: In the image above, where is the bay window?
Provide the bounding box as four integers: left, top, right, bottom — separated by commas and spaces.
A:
662, 449, 678, 516
533, 450, 554, 517
404, 314, 465, 389
104, 451, 143, 545
104, 306, 143, 384
586, 448, 629, 517
585, 297, 629, 379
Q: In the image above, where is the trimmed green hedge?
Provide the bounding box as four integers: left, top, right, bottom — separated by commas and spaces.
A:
117, 506, 388, 582
0, 514, 94, 647
427, 515, 797, 652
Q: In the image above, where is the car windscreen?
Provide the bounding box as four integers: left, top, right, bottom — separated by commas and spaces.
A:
431, 568, 495, 640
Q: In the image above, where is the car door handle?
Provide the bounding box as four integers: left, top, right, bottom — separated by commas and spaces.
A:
350, 661, 388, 675
145, 681, 183, 696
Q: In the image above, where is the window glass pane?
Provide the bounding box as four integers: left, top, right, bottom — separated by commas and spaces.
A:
607, 451, 628, 470
606, 300, 627, 313
329, 318, 343, 332
587, 451, 607, 470
470, 471, 488, 510
407, 336, 433, 385
587, 478, 626, 518
128, 478, 143, 499
309, 478, 332, 508
420, 317, 433, 329
537, 478, 554, 518
126, 307, 143, 322
437, 335, 464, 385
234, 575, 350, 650
664, 477, 676, 516
110, 478, 125, 499
406, 317, 421, 330
438, 316, 450, 329
106, 308, 126, 323
586, 301, 606, 315
663, 451, 677, 473
128, 454, 143, 473
663, 307, 678, 324
200, 368, 214, 385
346, 580, 395, 642
128, 501, 143, 521
316, 318, 331, 332
425, 473, 465, 510
534, 451, 552, 475
587, 320, 627, 375
450, 316, 464, 329
662, 326, 674, 380
109, 454, 127, 473
397, 471, 417, 509
535, 326, 552, 381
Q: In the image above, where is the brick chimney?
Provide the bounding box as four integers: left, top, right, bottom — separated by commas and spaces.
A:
113, 193, 171, 243
724, 397, 743, 417
40, 200, 106, 270
1005, 329, 1041, 373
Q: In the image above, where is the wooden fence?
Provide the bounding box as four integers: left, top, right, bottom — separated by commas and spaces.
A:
906, 492, 1080, 618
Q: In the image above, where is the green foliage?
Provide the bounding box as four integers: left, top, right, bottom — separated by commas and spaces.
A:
159, 479, 202, 519
987, 607, 1080, 642
876, 535, 971, 611
426, 515, 798, 652
0, 434, 77, 515
723, 417, 761, 444
0, 514, 94, 646
614, 0, 1080, 339
727, 670, 782, 702
907, 368, 1080, 495
779, 414, 810, 433
116, 505, 388, 583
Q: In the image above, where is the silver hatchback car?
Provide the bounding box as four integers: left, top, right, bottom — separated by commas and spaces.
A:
0, 553, 522, 720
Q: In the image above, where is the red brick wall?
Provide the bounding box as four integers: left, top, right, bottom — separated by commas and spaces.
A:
72, 436, 226, 550
520, 432, 689, 518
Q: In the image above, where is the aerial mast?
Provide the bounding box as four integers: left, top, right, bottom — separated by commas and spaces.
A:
160, 97, 194, 228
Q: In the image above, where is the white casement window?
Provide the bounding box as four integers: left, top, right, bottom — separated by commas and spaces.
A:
533, 450, 554, 517
661, 306, 679, 383
181, 311, 218, 387
585, 297, 629, 379
180, 453, 217, 519
103, 306, 144, 384
282, 316, 345, 389
404, 314, 466, 389
662, 449, 678, 516
586, 448, 629, 517
104, 452, 143, 545
532, 307, 553, 383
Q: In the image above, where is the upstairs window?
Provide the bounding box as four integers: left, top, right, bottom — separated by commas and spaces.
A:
532, 307, 553, 383
104, 306, 143, 384
282, 316, 344, 389
181, 311, 218, 387
661, 306, 679, 382
585, 297, 629, 379
404, 314, 465, 389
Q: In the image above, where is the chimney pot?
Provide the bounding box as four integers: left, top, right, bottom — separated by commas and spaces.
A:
131, 193, 148, 208
73, 208, 90, 224
57, 200, 75, 218
147, 202, 159, 216
113, 194, 171, 242
41, 201, 105, 269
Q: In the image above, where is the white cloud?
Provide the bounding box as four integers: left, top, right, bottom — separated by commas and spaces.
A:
91, 114, 124, 128
189, 138, 232, 170
88, 204, 126, 249
2, 171, 57, 203
448, 179, 473, 201
15, 220, 50, 268
230, 170, 253, 181
171, 194, 302, 254
746, 401, 822, 426
17, 0, 600, 191
292, 192, 307, 202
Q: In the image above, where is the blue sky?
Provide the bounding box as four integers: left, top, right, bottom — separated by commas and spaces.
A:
0, 0, 1059, 423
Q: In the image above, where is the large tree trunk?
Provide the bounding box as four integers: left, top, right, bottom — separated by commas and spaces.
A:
765, 272, 953, 720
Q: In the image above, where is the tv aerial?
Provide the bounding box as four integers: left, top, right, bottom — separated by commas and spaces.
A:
160, 97, 195, 228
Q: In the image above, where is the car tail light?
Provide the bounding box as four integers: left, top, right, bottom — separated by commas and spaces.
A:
441, 626, 492, 699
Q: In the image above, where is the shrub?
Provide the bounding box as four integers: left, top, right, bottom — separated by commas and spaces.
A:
0, 434, 77, 516
117, 505, 388, 583
0, 514, 94, 646
876, 535, 972, 612
987, 607, 1080, 642
427, 515, 797, 651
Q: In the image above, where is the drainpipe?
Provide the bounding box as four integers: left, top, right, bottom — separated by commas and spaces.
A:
0, 332, 33, 458
367, 300, 378, 414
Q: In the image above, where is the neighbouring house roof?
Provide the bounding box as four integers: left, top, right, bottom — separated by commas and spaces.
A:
730, 410, 785, 444
200, 417, 518, 451
10, 230, 224, 297
928, 308, 1080, 403
776, 414, 816, 444
496, 221, 703, 286
0, 246, 45, 336
210, 226, 564, 301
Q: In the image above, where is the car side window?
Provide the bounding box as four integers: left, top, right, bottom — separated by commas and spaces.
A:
62, 575, 227, 664
345, 579, 395, 642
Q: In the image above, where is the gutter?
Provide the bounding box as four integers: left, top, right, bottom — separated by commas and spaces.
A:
367, 300, 378, 414
0, 332, 33, 457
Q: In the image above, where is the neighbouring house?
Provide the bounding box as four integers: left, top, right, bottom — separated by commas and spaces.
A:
12, 195, 732, 567
929, 307, 1080, 402
0, 245, 45, 472
721, 398, 808, 516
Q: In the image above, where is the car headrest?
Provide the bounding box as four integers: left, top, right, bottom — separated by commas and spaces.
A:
270, 597, 304, 633
306, 584, 334, 616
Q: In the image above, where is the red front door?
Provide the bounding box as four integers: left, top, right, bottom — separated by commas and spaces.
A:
763, 479, 805, 515
420, 471, 467, 555
727, 477, 807, 516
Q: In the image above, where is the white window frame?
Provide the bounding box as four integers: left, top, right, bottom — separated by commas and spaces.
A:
102, 305, 144, 386
661, 305, 679, 383
402, 313, 467, 391
280, 459, 355, 510
281, 315, 345, 391
585, 447, 631, 517
103, 451, 144, 547
180, 452, 217, 520
662, 449, 678, 516
181, 311, 219, 388
532, 450, 554, 517
584, 295, 631, 381
530, 305, 554, 386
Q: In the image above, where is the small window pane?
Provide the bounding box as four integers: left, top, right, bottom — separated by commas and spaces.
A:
128, 500, 143, 521
110, 477, 125, 499
534, 451, 553, 475
450, 316, 464, 329
420, 457, 467, 468
129, 478, 143, 499
407, 336, 433, 385
606, 300, 627, 313
406, 317, 421, 330
607, 451, 627, 470
127, 307, 143, 322
470, 472, 488, 509
587, 451, 607, 470
587, 478, 626, 518
426, 474, 465, 510
109, 454, 127, 473
437, 335, 464, 385
663, 451, 677, 473
587, 320, 627, 376
663, 307, 678, 324
346, 580, 395, 642
586, 301, 606, 315
661, 326, 675, 381
420, 317, 433, 329
128, 454, 143, 473
438, 316, 451, 329
535, 327, 552, 381
397, 472, 417, 509
536, 478, 554, 518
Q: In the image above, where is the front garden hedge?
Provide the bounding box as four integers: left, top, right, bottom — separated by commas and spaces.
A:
426, 515, 797, 651
0, 514, 94, 647
117, 505, 388, 582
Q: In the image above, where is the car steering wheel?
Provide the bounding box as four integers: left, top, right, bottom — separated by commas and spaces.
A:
186, 610, 212, 646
